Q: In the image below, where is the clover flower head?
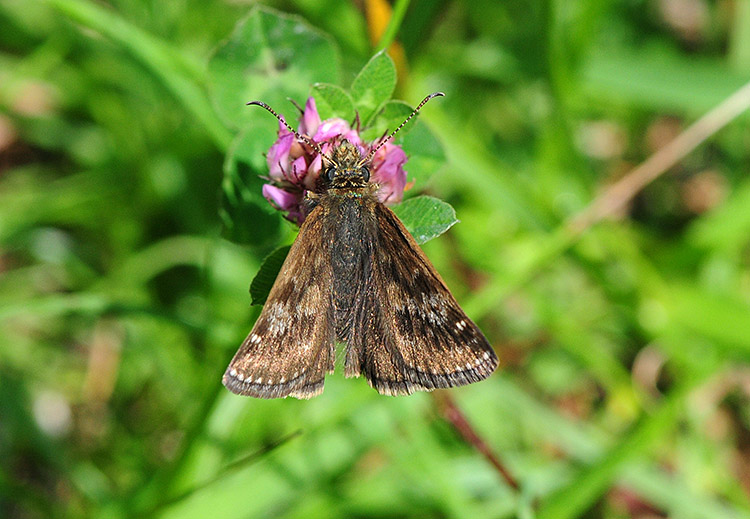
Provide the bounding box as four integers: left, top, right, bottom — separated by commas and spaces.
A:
262, 97, 409, 225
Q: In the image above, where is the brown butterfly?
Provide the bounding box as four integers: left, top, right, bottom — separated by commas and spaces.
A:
223, 93, 497, 398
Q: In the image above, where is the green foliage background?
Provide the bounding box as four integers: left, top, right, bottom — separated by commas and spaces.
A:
2, 0, 750, 518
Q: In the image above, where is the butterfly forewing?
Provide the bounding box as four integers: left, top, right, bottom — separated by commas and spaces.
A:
223, 205, 336, 399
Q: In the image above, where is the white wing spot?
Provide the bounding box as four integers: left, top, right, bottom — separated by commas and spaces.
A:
236, 372, 244, 381
483, 351, 490, 360
465, 362, 473, 370
475, 358, 482, 365
267, 303, 290, 335
250, 334, 261, 344
280, 377, 286, 384
293, 371, 299, 378
257, 377, 263, 384
230, 368, 237, 377
456, 320, 466, 330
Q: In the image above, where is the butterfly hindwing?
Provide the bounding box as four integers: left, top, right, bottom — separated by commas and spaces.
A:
223, 205, 335, 399
344, 202, 498, 395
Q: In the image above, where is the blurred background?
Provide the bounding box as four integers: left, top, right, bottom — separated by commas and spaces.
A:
2, 0, 750, 518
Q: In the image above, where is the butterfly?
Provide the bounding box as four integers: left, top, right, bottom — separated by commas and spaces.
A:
223, 93, 498, 398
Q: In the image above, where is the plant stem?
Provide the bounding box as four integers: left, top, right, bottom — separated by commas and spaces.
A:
375, 0, 411, 52
434, 392, 520, 490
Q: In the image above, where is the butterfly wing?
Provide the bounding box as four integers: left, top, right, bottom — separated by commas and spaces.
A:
223, 205, 335, 399
344, 203, 498, 395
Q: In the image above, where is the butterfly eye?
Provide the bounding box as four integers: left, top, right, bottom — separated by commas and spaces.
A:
325, 166, 336, 182
360, 166, 370, 182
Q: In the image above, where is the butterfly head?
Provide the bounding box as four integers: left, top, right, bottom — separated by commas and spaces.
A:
323, 139, 371, 188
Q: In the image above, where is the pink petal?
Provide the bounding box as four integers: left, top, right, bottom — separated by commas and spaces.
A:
305, 153, 323, 189
267, 132, 295, 180
278, 118, 292, 135
262, 184, 300, 212
371, 143, 408, 204
313, 118, 351, 142
299, 97, 321, 137
287, 155, 308, 184
342, 129, 363, 147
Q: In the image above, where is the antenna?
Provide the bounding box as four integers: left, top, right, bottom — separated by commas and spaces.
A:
247, 101, 333, 163
360, 92, 444, 165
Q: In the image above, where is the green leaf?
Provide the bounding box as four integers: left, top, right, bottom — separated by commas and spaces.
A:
391, 196, 458, 244
220, 122, 282, 247
227, 112, 279, 171
582, 46, 750, 115
208, 6, 340, 129
311, 83, 356, 122
399, 124, 447, 189
666, 284, 750, 360
359, 100, 415, 142
350, 51, 397, 124
687, 179, 750, 253
250, 245, 292, 305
